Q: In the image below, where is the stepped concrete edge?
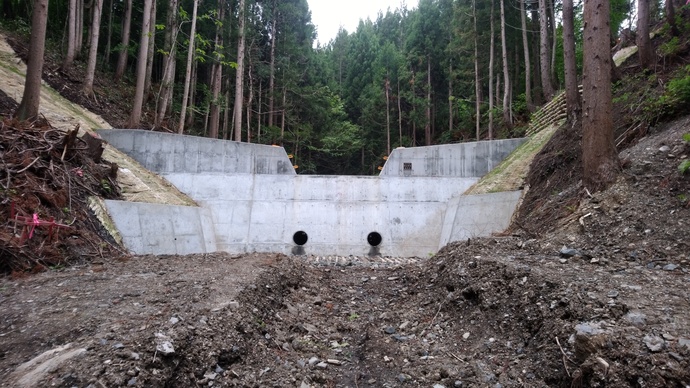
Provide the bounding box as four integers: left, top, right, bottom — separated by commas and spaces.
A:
98, 130, 526, 257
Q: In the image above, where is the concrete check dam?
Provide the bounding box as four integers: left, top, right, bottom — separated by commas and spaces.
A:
98, 130, 525, 258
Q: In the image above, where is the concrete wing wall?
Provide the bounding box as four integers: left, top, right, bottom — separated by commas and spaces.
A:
439, 191, 523, 247
104, 200, 217, 255
380, 139, 526, 177
97, 129, 295, 175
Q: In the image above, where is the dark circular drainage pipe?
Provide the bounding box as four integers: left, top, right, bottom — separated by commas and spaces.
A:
367, 232, 382, 247
293, 231, 308, 246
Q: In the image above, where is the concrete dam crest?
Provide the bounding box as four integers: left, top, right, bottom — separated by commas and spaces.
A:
98, 130, 526, 258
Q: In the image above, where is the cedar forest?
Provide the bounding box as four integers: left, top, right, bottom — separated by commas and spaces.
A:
0, 0, 680, 176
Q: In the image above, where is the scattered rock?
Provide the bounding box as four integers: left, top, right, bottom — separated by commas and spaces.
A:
643, 334, 665, 352
663, 264, 678, 271
154, 333, 175, 355
559, 246, 582, 257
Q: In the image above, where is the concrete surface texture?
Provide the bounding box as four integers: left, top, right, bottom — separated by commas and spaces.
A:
380, 138, 526, 177
104, 200, 217, 255
99, 130, 295, 175
439, 191, 523, 248
99, 130, 525, 257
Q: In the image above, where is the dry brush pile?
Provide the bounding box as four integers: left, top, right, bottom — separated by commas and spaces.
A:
0, 118, 123, 274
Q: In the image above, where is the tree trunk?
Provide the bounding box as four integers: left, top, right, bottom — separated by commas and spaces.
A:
155, 0, 179, 129
268, 1, 277, 128
448, 60, 452, 135
62, 0, 77, 70
473, 0, 481, 140
178, 0, 199, 134
520, 0, 533, 111
583, 0, 618, 190
233, 0, 247, 142
102, 0, 113, 68
488, 0, 495, 139
531, 8, 542, 104
245, 69, 252, 143
187, 60, 197, 128
397, 77, 402, 147
257, 80, 263, 143
223, 77, 231, 140
76, 0, 83, 54
208, 2, 225, 139
538, 0, 554, 100
425, 56, 431, 146
280, 87, 286, 144
549, 0, 557, 87
114, 0, 132, 82
385, 76, 391, 154
563, 0, 581, 122
126, 0, 152, 128
85, 0, 93, 49
411, 69, 416, 146
143, 0, 156, 94
637, 0, 653, 69
500, 0, 511, 129
665, 0, 680, 37
17, 0, 49, 121
82, 0, 103, 98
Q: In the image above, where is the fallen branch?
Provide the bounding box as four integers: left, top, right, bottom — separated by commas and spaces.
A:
556, 337, 575, 378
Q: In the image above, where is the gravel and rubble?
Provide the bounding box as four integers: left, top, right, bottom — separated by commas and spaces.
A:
2, 21, 690, 388
1, 115, 690, 388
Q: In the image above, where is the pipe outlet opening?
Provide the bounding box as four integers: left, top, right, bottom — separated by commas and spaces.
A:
367, 232, 382, 247
293, 231, 308, 246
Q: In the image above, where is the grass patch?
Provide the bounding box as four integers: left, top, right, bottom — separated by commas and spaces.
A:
464, 123, 560, 195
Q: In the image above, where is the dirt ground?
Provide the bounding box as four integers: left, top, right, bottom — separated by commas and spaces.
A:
0, 117, 688, 387
2, 23, 690, 388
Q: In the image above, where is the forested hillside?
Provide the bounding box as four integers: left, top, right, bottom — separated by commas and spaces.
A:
0, 0, 687, 174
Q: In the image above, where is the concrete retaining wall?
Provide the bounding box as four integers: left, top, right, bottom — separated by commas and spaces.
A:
163, 173, 478, 257
380, 138, 526, 177
99, 131, 523, 257
98, 129, 295, 175
104, 200, 217, 255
